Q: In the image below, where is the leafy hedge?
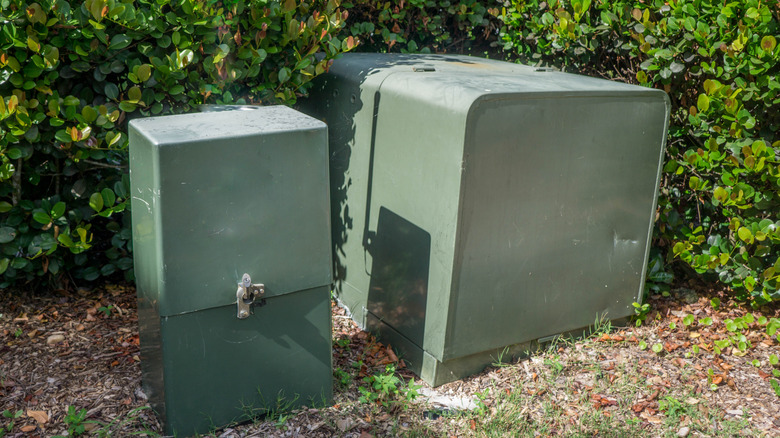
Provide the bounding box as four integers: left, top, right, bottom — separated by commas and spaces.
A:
3, 0, 779, 306
341, 0, 498, 53
0, 0, 352, 287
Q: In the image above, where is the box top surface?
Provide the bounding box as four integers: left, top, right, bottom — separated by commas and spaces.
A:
323, 53, 667, 109
129, 105, 326, 146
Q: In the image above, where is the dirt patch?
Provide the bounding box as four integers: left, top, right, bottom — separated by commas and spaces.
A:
1, 283, 778, 437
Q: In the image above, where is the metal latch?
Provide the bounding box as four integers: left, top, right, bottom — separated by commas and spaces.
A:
236, 273, 265, 319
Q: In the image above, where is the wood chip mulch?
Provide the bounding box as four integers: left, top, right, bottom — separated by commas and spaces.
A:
1, 281, 779, 437
0, 284, 159, 436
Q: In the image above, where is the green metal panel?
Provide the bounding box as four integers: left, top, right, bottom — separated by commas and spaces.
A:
129, 106, 333, 435
138, 286, 332, 436
299, 53, 669, 386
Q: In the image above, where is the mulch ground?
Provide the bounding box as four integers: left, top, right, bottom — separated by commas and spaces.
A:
1, 281, 779, 437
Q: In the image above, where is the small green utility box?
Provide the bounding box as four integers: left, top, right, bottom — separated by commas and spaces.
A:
300, 53, 669, 386
129, 106, 333, 436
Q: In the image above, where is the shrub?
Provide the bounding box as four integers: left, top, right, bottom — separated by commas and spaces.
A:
342, 0, 498, 54
0, 0, 351, 287
498, 0, 780, 304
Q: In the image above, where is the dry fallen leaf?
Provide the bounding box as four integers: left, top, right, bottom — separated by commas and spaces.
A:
27, 409, 48, 424
20, 425, 36, 432
386, 345, 398, 362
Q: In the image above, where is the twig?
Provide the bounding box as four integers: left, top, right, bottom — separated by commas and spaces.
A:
81, 159, 127, 170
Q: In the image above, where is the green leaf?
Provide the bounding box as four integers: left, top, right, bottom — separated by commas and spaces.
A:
651, 343, 663, 353
51, 202, 66, 219
81, 106, 98, 123
118, 101, 137, 112
127, 86, 142, 102
278, 67, 291, 83
109, 34, 131, 50
104, 83, 119, 100
761, 36, 777, 52
57, 233, 74, 246
169, 85, 185, 95
27, 36, 40, 53
89, 192, 104, 212
32, 210, 51, 224
0, 201, 12, 213
0, 258, 8, 275
7, 148, 22, 159
697, 94, 709, 112
55, 129, 72, 143
0, 227, 17, 243
713, 186, 728, 202
101, 188, 116, 207
136, 64, 152, 82
737, 227, 753, 242
108, 132, 123, 147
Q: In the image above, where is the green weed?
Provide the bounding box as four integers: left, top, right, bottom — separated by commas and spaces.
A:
1, 410, 23, 437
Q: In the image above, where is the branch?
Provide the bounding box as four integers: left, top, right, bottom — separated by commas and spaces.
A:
81, 159, 127, 170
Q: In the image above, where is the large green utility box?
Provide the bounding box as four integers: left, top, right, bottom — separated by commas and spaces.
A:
300, 53, 669, 386
129, 106, 333, 436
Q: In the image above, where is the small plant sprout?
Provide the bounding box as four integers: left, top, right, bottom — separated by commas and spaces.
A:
682, 314, 695, 326
651, 343, 663, 354
770, 380, 780, 398
632, 302, 651, 327
358, 365, 414, 407
492, 346, 512, 367
2, 409, 23, 435
61, 405, 88, 436
334, 368, 351, 387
